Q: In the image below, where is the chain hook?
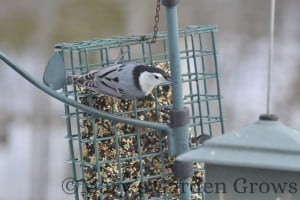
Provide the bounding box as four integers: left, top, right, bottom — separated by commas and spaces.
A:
151, 0, 161, 43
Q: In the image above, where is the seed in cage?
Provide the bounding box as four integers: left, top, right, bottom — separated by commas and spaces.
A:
118, 136, 138, 158
93, 96, 113, 112
136, 126, 148, 132
143, 179, 166, 198
124, 181, 141, 198
164, 155, 176, 174
192, 171, 204, 186
129, 181, 140, 190
142, 156, 162, 176
84, 165, 98, 186
140, 132, 160, 154
96, 119, 115, 137
97, 139, 117, 160
79, 97, 89, 105
85, 165, 97, 174
84, 142, 96, 152
138, 114, 145, 121
82, 143, 95, 162
82, 120, 92, 129
112, 187, 122, 199
116, 122, 136, 134
164, 175, 180, 195
100, 162, 120, 183
82, 143, 89, 154
86, 187, 98, 198
160, 112, 170, 123
89, 155, 97, 164
81, 125, 93, 139
122, 159, 140, 180
117, 99, 134, 112
149, 112, 159, 122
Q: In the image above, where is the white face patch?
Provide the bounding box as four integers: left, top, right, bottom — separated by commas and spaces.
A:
138, 72, 168, 95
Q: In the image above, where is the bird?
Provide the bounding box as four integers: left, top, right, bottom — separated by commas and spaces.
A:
191, 134, 211, 144
66, 62, 172, 99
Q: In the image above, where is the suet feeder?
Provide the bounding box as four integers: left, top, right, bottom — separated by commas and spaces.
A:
56, 25, 224, 200
177, 115, 300, 200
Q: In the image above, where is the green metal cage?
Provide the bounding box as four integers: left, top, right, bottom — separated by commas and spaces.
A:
56, 25, 224, 200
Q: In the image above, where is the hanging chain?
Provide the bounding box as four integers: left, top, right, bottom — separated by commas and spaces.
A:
151, 0, 161, 43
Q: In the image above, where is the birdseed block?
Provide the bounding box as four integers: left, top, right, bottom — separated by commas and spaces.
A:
57, 25, 224, 200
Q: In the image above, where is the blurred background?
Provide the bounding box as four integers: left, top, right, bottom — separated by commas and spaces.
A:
0, 0, 299, 199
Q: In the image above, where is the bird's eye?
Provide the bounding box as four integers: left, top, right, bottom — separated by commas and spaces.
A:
154, 75, 159, 79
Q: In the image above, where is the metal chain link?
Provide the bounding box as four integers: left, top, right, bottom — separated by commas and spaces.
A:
151, 0, 161, 43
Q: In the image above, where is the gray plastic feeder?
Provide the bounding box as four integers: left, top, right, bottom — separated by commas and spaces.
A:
177, 115, 300, 200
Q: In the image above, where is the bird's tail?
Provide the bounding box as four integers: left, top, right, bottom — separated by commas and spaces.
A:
67, 70, 96, 85
66, 73, 97, 91
66, 74, 78, 85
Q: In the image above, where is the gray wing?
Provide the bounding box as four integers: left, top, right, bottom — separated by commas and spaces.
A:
68, 63, 145, 99
94, 62, 145, 99
94, 64, 127, 98
67, 64, 125, 96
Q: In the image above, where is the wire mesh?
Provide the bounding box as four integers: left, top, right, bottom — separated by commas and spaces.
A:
56, 25, 224, 200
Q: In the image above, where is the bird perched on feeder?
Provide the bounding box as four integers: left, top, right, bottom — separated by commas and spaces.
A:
66, 63, 171, 99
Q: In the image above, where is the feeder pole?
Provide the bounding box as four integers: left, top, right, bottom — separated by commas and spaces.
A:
162, 0, 192, 199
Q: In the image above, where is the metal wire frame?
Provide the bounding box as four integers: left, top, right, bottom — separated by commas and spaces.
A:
56, 25, 224, 200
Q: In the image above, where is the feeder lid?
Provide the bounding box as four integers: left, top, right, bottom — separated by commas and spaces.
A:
177, 115, 300, 171
43, 52, 66, 90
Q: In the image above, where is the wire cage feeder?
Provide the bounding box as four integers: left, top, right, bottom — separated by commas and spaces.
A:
56, 25, 224, 200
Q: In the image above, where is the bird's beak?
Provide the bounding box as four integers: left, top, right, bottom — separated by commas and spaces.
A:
166, 76, 173, 83
160, 78, 174, 86
168, 76, 178, 84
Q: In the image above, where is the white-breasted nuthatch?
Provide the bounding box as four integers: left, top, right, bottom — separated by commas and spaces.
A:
66, 63, 171, 99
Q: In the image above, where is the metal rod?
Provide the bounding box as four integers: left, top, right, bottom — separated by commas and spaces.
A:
0, 52, 173, 136
211, 30, 225, 134
266, 0, 276, 115
64, 104, 80, 199
164, 3, 191, 200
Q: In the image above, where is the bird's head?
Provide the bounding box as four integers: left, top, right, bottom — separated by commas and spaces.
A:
134, 65, 171, 95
